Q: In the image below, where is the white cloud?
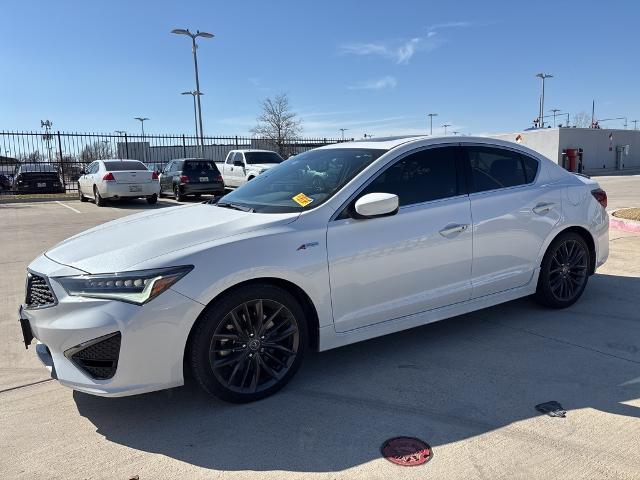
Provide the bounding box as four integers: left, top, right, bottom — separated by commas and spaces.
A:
340, 37, 435, 65
348, 76, 397, 90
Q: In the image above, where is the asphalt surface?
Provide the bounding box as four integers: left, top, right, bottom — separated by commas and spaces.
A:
1, 180, 639, 480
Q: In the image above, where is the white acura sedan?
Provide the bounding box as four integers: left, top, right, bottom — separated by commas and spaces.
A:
19, 136, 609, 402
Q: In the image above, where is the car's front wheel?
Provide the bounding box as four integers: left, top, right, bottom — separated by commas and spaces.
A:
189, 284, 307, 403
535, 232, 590, 308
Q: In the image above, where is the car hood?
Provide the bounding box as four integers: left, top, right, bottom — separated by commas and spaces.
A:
45, 203, 299, 273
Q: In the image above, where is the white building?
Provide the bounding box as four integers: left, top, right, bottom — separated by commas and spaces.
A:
491, 127, 640, 174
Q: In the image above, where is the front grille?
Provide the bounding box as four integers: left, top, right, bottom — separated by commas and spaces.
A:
66, 332, 121, 380
25, 272, 57, 308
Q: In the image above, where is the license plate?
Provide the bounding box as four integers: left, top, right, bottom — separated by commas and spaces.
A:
199, 177, 209, 182
129, 185, 142, 192
18, 306, 33, 349
37, 182, 46, 188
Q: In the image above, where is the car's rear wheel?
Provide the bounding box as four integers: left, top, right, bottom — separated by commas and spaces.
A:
94, 186, 106, 207
174, 184, 184, 202
535, 232, 590, 308
78, 186, 88, 202
146, 193, 158, 204
189, 284, 307, 403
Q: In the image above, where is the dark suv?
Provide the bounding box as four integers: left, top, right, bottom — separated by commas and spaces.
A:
159, 159, 224, 201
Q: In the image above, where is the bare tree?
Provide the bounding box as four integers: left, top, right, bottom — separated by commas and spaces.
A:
20, 151, 45, 163
80, 141, 113, 163
572, 111, 592, 128
251, 93, 302, 157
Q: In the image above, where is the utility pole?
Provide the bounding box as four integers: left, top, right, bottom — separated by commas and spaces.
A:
535, 73, 553, 128
427, 113, 438, 135
339, 128, 349, 141
442, 123, 451, 135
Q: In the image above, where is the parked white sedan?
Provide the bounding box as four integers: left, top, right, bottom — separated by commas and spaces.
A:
20, 136, 608, 403
78, 159, 160, 206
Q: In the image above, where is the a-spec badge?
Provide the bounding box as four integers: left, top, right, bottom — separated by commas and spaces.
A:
297, 242, 319, 251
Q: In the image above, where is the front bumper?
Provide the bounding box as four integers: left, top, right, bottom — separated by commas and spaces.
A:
20, 254, 204, 397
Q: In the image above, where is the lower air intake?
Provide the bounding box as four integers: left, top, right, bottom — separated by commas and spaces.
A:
65, 332, 121, 380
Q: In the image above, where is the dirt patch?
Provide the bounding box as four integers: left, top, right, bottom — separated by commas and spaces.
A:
613, 208, 640, 221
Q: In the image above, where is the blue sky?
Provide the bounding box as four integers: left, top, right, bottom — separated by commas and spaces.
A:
1, 0, 638, 138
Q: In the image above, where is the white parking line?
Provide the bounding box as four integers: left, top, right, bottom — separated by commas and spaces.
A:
55, 201, 81, 213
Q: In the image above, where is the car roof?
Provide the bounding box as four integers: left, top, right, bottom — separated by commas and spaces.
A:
231, 149, 279, 154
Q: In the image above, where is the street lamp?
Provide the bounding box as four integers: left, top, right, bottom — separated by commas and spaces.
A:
427, 113, 438, 135
632, 120, 639, 130
134, 117, 149, 136
550, 108, 562, 128
181, 91, 204, 140
535, 73, 553, 128
172, 28, 214, 157
114, 130, 126, 135
452, 131, 459, 136
442, 123, 451, 135
339, 128, 349, 141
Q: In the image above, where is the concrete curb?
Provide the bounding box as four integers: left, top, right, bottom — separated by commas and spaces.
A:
0, 195, 77, 204
609, 210, 640, 234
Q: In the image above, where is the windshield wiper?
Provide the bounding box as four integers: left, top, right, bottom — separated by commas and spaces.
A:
216, 202, 255, 213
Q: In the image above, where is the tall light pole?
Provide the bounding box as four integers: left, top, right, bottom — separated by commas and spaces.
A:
550, 108, 561, 127
114, 130, 126, 135
339, 128, 349, 141
427, 113, 438, 135
134, 117, 149, 162
632, 120, 639, 130
442, 123, 451, 135
172, 28, 214, 158
452, 131, 459, 136
535, 73, 553, 128
181, 91, 204, 140
134, 117, 149, 137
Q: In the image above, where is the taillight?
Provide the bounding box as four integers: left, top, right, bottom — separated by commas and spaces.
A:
591, 188, 607, 208
151, 171, 158, 180
180, 175, 189, 184
103, 172, 115, 182
214, 174, 223, 182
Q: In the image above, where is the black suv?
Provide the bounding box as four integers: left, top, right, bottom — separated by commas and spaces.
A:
159, 159, 224, 201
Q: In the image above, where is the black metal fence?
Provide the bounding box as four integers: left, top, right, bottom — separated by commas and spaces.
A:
0, 131, 348, 195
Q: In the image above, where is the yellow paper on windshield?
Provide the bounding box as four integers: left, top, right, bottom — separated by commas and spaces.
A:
292, 192, 314, 207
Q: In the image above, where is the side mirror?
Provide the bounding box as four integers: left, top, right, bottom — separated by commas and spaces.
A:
233, 160, 244, 167
354, 193, 399, 218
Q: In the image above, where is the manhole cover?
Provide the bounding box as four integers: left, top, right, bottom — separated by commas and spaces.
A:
381, 437, 432, 466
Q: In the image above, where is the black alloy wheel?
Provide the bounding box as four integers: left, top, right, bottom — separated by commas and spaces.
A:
189, 284, 307, 403
535, 232, 590, 308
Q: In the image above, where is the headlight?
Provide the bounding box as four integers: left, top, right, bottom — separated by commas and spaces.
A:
55, 266, 193, 305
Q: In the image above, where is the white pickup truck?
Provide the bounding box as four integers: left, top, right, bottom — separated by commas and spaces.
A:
216, 149, 284, 188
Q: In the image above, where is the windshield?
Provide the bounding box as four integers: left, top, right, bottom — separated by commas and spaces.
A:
244, 151, 283, 165
219, 148, 386, 213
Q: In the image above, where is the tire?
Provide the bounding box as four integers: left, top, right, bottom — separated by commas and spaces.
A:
78, 186, 88, 202
146, 194, 158, 204
535, 232, 590, 308
189, 284, 307, 403
194, 193, 202, 199
174, 184, 184, 202
94, 186, 106, 207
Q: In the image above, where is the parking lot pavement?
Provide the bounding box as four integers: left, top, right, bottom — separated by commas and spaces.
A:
1, 182, 640, 479
596, 174, 640, 211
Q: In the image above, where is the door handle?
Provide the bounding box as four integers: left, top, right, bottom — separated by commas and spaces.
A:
532, 202, 555, 215
439, 224, 469, 236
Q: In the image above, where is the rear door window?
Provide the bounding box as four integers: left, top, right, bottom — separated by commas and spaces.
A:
464, 146, 530, 192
